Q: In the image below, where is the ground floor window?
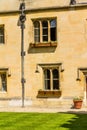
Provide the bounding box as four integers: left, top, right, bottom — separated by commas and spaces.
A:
44, 68, 59, 90
0, 71, 7, 92
37, 63, 63, 98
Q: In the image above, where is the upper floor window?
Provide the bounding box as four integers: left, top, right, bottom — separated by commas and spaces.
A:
0, 25, 4, 44
33, 18, 57, 43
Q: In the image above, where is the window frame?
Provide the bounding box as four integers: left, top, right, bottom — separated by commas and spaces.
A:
43, 67, 60, 91
31, 17, 57, 47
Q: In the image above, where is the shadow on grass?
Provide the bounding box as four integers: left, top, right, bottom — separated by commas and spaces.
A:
60, 111, 87, 130
0, 112, 87, 130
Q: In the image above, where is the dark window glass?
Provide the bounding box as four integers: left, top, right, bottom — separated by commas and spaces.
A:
0, 26, 4, 44
44, 69, 50, 90
52, 69, 59, 90
42, 21, 48, 42
0, 72, 7, 91
50, 19, 56, 41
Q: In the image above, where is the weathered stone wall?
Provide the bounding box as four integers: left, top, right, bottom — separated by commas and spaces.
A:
0, 1, 87, 107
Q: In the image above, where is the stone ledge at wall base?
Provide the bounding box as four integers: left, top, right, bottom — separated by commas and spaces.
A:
0, 97, 84, 108
0, 98, 33, 107
33, 97, 73, 109
9, 99, 33, 107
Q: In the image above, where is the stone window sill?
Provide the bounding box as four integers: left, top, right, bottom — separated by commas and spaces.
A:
37, 90, 61, 98
30, 42, 57, 48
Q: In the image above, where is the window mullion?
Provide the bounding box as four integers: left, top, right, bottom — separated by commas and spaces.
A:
48, 20, 50, 42
40, 21, 42, 43
50, 69, 53, 91
43, 69, 45, 90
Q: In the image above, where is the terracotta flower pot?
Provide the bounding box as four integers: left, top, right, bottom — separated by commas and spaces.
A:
73, 100, 83, 109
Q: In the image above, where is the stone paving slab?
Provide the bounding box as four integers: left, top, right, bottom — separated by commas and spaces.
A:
0, 106, 87, 113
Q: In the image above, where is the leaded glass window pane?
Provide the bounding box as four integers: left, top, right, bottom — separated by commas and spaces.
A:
42, 21, 48, 42
0, 26, 4, 44
0, 72, 7, 91
50, 19, 56, 41
44, 69, 50, 90
52, 69, 59, 90
34, 21, 40, 42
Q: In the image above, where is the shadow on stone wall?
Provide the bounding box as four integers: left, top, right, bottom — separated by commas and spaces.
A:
27, 46, 57, 54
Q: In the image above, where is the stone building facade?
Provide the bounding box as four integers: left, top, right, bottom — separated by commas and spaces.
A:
0, 0, 87, 108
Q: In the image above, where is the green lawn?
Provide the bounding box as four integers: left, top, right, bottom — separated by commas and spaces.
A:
0, 112, 87, 130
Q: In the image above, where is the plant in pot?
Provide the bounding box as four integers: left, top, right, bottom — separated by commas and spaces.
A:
73, 96, 83, 109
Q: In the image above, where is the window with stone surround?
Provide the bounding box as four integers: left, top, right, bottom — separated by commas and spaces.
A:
0, 25, 4, 44
31, 18, 57, 47
37, 63, 63, 98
